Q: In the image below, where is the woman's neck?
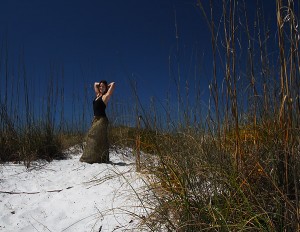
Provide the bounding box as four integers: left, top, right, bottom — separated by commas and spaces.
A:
96, 94, 102, 99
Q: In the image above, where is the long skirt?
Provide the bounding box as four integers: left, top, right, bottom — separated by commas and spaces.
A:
80, 116, 109, 163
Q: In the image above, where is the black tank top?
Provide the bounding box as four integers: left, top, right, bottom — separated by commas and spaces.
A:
93, 96, 106, 117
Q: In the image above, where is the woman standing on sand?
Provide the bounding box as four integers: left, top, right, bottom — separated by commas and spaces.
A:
80, 80, 115, 163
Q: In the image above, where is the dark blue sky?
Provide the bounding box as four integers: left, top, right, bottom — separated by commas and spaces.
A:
0, 0, 209, 91
0, 0, 283, 127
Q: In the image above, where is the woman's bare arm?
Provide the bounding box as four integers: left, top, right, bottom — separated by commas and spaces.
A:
94, 82, 100, 96
103, 82, 115, 104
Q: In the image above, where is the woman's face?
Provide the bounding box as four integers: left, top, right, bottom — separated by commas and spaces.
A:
99, 83, 107, 94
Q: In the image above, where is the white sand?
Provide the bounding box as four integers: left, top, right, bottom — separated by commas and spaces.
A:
0, 146, 149, 232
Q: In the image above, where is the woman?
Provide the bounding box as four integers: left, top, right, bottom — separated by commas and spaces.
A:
80, 80, 115, 163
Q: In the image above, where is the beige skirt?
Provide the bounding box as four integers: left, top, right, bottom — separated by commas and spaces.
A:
80, 116, 109, 163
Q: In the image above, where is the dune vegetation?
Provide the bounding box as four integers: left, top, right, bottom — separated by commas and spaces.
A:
1, 0, 299, 231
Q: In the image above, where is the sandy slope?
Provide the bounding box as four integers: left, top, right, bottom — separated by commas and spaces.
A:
0, 146, 149, 232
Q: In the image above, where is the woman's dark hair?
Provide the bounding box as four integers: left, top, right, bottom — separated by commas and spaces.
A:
100, 80, 108, 94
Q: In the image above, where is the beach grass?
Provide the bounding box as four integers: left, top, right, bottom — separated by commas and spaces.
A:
0, 0, 299, 231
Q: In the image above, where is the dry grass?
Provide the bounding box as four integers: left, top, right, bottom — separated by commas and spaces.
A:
1, 0, 299, 230
128, 0, 300, 231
